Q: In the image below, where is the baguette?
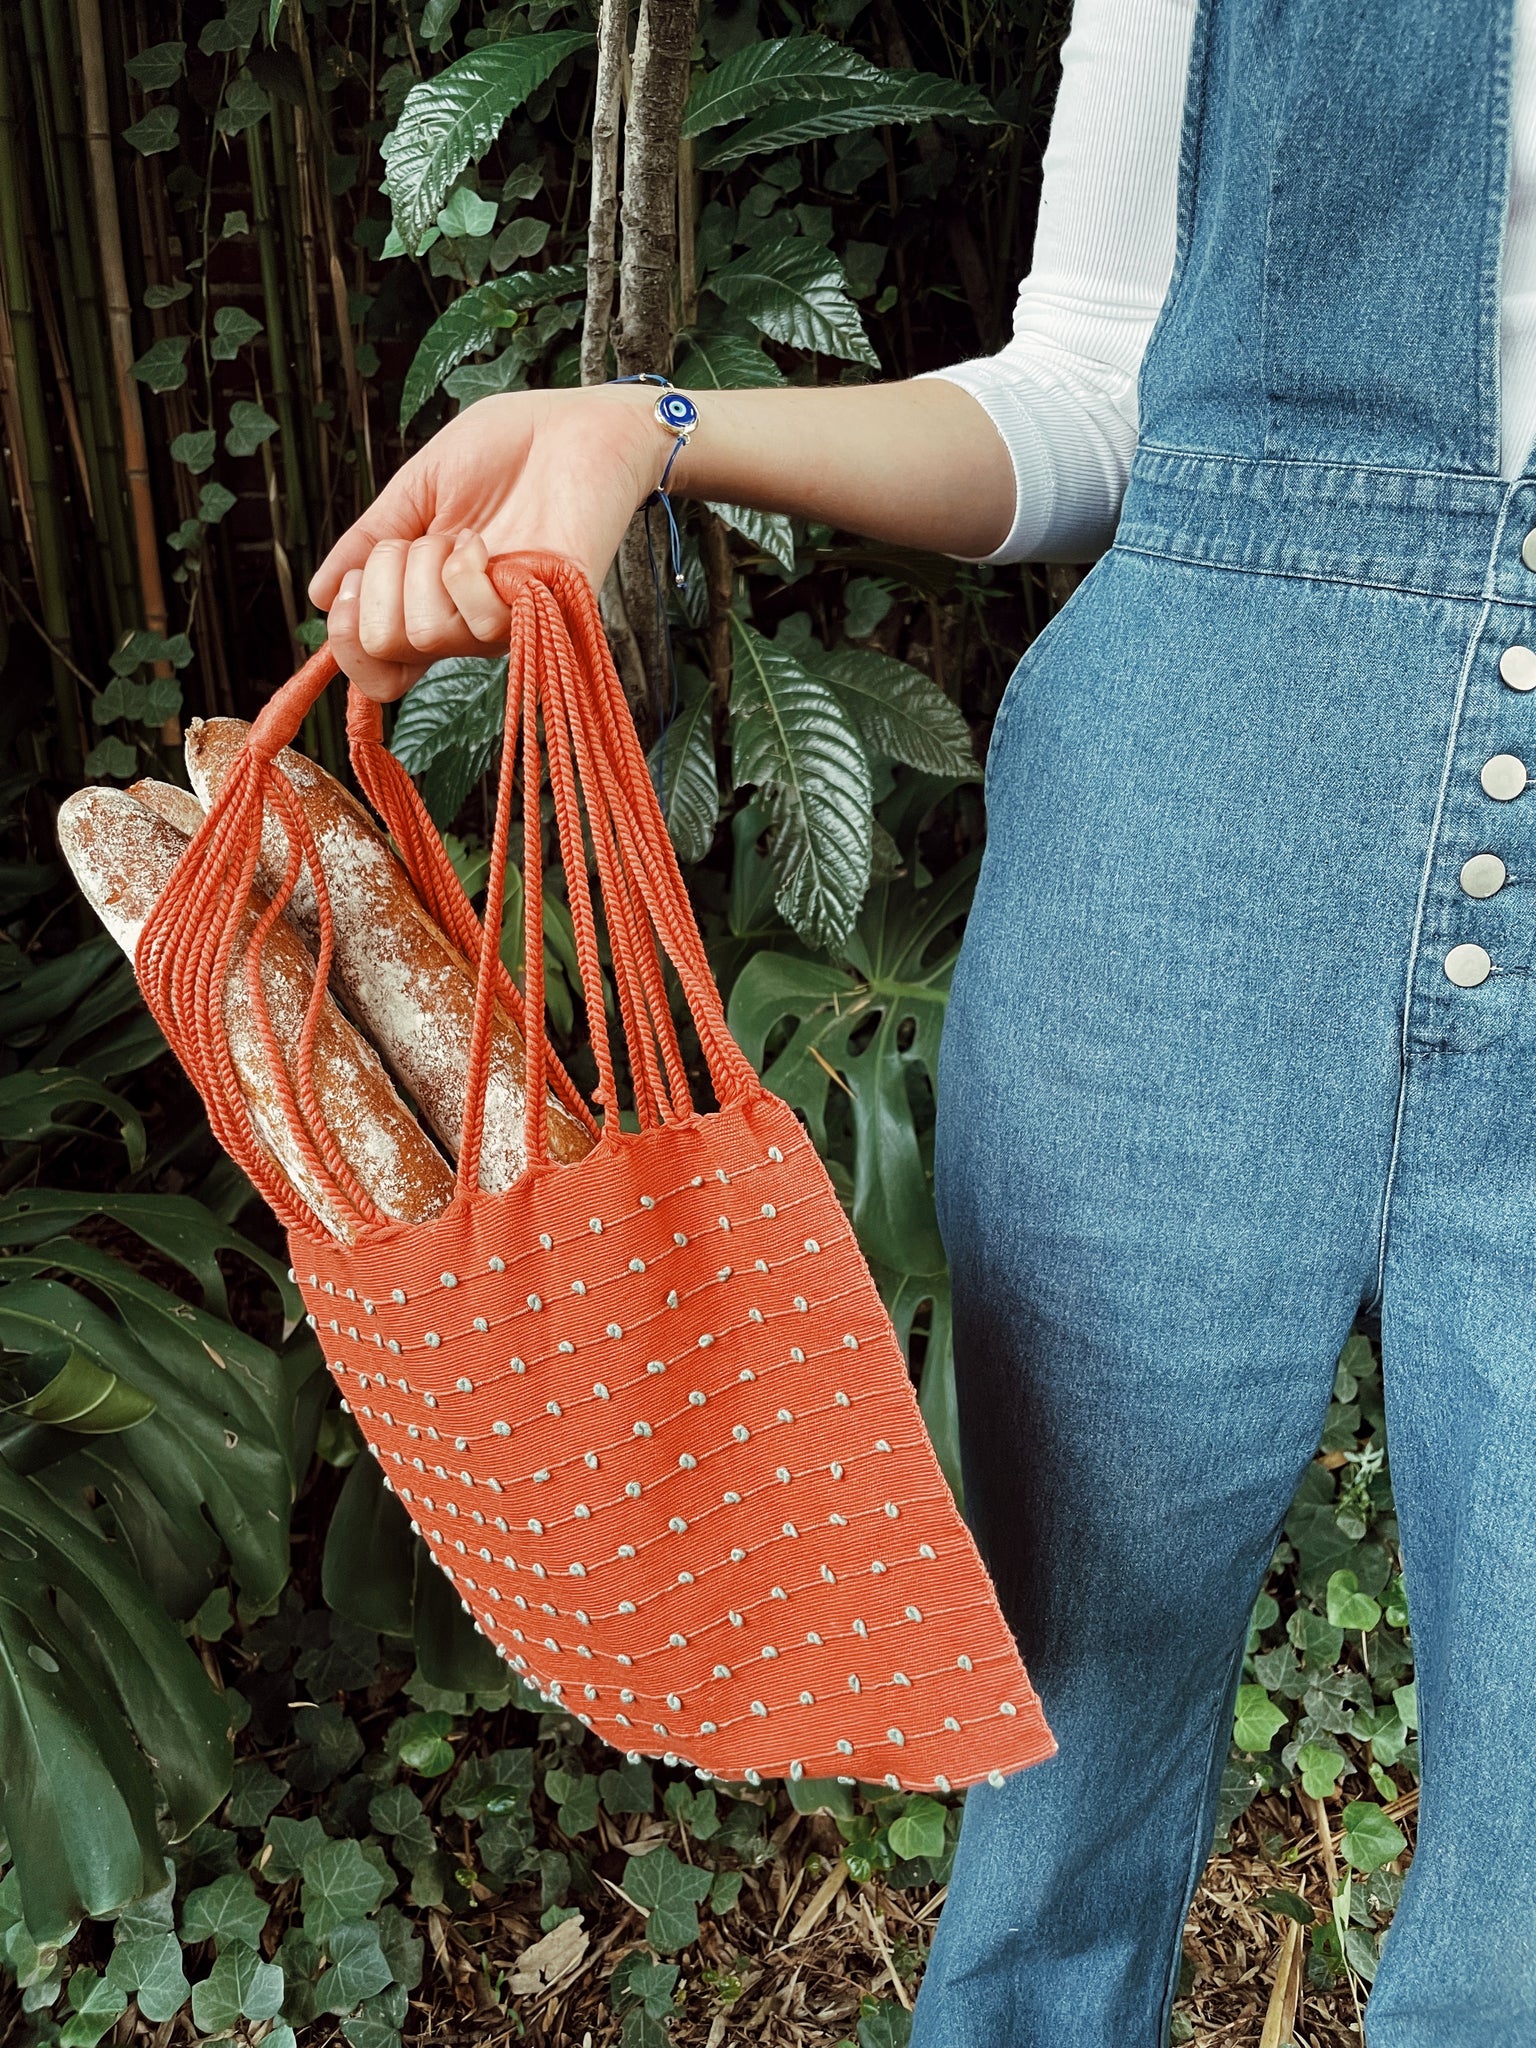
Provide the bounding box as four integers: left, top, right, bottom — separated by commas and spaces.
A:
185, 717, 593, 1187
127, 777, 206, 837
58, 785, 454, 1239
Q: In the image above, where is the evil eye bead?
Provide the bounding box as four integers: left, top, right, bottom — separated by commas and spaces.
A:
654, 389, 699, 437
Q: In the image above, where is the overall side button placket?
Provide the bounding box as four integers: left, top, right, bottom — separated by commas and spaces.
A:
1445, 536, 1536, 988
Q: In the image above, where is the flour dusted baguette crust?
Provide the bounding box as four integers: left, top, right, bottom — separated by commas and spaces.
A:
58, 786, 454, 1239
184, 717, 593, 1188
128, 777, 206, 836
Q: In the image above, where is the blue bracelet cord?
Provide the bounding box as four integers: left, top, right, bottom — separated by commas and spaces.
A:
607, 375, 696, 755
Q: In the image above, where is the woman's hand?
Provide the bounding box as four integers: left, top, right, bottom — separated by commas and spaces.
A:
307, 385, 668, 701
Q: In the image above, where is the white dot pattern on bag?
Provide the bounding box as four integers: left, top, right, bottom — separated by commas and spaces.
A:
296, 1120, 1048, 1792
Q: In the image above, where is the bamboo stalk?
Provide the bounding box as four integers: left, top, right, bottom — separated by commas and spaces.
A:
0, 12, 83, 778
36, 0, 138, 638
74, 0, 178, 745
247, 118, 312, 562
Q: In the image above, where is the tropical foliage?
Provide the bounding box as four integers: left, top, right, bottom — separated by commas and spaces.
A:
0, 0, 1411, 2042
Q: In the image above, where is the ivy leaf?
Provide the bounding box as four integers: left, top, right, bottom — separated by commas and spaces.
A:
682, 37, 888, 136
126, 42, 187, 91
1232, 1684, 1287, 1754
189, 1942, 284, 2030
130, 337, 190, 393
226, 1762, 286, 1829
143, 280, 192, 309
1325, 1569, 1383, 1633
808, 644, 976, 777
380, 35, 594, 254
215, 74, 270, 134
436, 186, 498, 239
340, 1983, 410, 2048
543, 1767, 598, 1837
709, 1867, 742, 1912
729, 618, 872, 951
709, 237, 877, 366
170, 430, 217, 474
261, 1815, 328, 1884
301, 1839, 388, 1939
122, 107, 180, 156
224, 400, 279, 457
199, 481, 237, 524
597, 1758, 654, 1816
858, 2000, 914, 2048
398, 264, 583, 426
82, 737, 139, 782
702, 74, 1000, 172
705, 500, 796, 573
389, 654, 507, 825
673, 332, 786, 389
619, 1845, 713, 1953
1293, 1740, 1348, 1800
58, 1966, 127, 2047
1339, 1800, 1407, 1874
648, 668, 719, 864
315, 1921, 394, 2015
211, 307, 263, 360
180, 1871, 268, 1950
105, 1933, 189, 2024
887, 1794, 947, 1861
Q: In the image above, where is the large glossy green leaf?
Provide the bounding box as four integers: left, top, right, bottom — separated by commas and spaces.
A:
389, 655, 508, 827
728, 621, 871, 951
705, 500, 796, 573
681, 36, 886, 137
381, 35, 593, 253
399, 263, 584, 425
726, 849, 979, 1490
412, 1536, 507, 1694
708, 238, 877, 367
0, 1249, 294, 1604
700, 74, 1000, 171
804, 645, 977, 777
0, 1071, 145, 1168
322, 1455, 416, 1640
2, 1343, 155, 1434
648, 670, 720, 865
672, 332, 786, 390
0, 1189, 302, 1327
0, 938, 119, 1040
0, 1463, 231, 1942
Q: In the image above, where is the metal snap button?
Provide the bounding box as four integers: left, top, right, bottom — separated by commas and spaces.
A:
1501, 645, 1536, 691
1481, 753, 1528, 801
1460, 852, 1508, 899
1444, 943, 1493, 988
1522, 529, 1536, 571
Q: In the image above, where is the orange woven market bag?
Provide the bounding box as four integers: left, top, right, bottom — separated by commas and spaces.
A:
135, 551, 1055, 1794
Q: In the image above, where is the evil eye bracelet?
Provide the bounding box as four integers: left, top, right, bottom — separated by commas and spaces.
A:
608, 372, 699, 589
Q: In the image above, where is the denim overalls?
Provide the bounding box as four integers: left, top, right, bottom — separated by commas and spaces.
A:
913, 2, 1536, 2044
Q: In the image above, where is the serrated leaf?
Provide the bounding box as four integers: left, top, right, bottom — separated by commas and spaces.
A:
619, 1845, 713, 1953
130, 337, 190, 393
301, 1839, 387, 1939
648, 671, 719, 863
389, 654, 507, 824
806, 644, 976, 777
211, 306, 263, 360
705, 499, 795, 572
170, 430, 217, 474
682, 36, 885, 137
381, 35, 593, 253
122, 107, 180, 156
224, 400, 278, 457
701, 73, 1000, 172
673, 332, 786, 389
729, 619, 871, 950
710, 237, 876, 367
398, 264, 583, 425
126, 41, 187, 90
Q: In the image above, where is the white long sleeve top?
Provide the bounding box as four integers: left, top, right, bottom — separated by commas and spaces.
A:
925, 0, 1536, 564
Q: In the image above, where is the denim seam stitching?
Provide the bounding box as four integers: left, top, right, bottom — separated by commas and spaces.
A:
1363, 490, 1516, 1314
1134, 442, 1522, 487
1109, 541, 1531, 611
